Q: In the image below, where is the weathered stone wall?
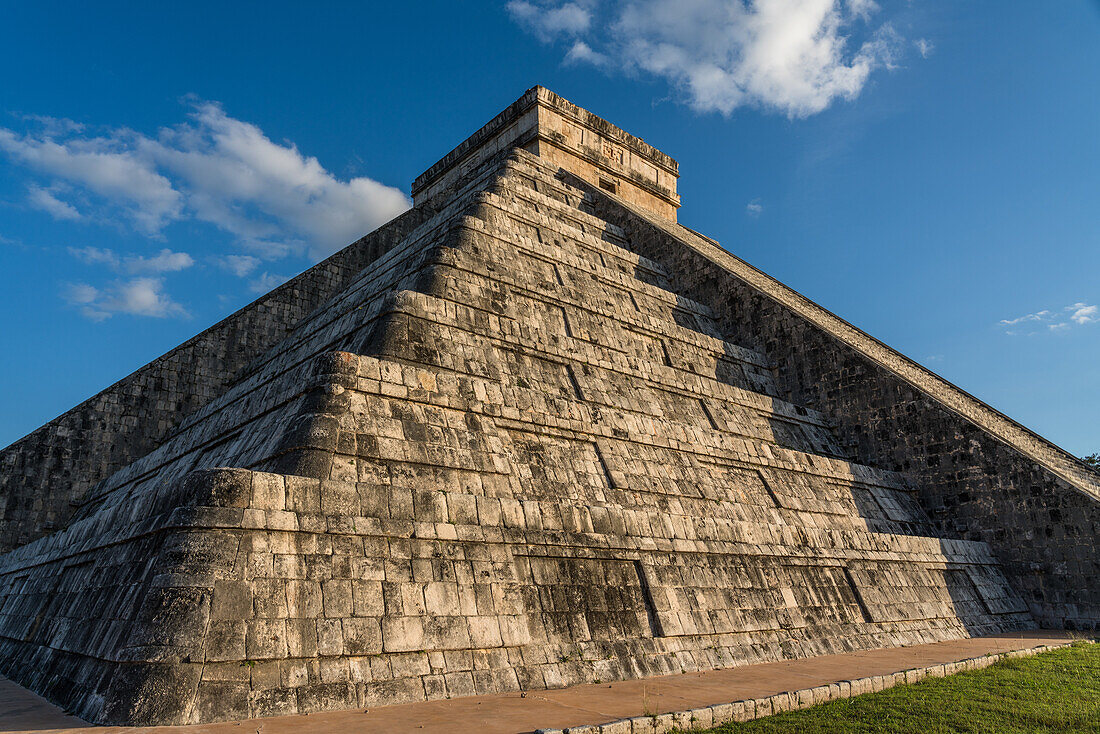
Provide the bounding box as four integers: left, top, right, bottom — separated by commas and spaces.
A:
586, 170, 1100, 630
0, 205, 432, 553
0, 151, 1036, 725
0, 458, 1014, 723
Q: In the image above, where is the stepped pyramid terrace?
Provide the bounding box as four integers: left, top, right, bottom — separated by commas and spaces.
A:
0, 86, 1096, 726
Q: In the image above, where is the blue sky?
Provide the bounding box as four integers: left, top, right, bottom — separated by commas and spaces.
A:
1, 1, 1097, 455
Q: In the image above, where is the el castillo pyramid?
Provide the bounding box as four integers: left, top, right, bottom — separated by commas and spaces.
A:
0, 87, 1096, 726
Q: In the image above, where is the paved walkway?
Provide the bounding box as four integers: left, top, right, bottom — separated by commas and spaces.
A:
0, 631, 1077, 734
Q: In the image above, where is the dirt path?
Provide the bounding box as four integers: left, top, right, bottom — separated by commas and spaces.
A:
0, 630, 1077, 734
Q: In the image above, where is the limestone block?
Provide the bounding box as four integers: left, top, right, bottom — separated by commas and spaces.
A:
352, 580, 385, 617
211, 580, 253, 621
317, 619, 344, 656
652, 713, 676, 734
246, 619, 287, 659
193, 681, 249, 724
467, 615, 505, 648
383, 616, 425, 653
286, 619, 318, 658
323, 580, 353, 618
249, 687, 297, 718
252, 473, 286, 511
342, 618, 382, 655
690, 706, 713, 728
205, 621, 246, 662
320, 658, 350, 684
296, 682, 356, 715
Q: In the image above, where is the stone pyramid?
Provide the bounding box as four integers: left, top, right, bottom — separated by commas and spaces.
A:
0, 87, 1096, 726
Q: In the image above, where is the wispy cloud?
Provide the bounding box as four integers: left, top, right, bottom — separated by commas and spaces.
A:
507, 1, 593, 40
999, 302, 1098, 334
564, 40, 611, 67
914, 38, 935, 58
0, 128, 183, 235
215, 254, 261, 278
3, 100, 411, 320
145, 101, 411, 260
126, 248, 194, 274
1068, 302, 1098, 325
68, 246, 120, 268
746, 198, 763, 217
62, 277, 189, 321
68, 246, 194, 275
508, 0, 914, 117
999, 309, 1051, 327
0, 100, 410, 260
27, 185, 81, 220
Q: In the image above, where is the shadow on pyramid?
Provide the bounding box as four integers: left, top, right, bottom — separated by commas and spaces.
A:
0, 87, 1096, 726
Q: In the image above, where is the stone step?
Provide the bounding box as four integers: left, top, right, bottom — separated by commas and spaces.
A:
440, 223, 770, 372
493, 158, 630, 238
382, 291, 852, 442
487, 164, 740, 340
471, 189, 710, 319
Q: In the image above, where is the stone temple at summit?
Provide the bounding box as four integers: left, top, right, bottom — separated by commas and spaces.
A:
0, 86, 1096, 725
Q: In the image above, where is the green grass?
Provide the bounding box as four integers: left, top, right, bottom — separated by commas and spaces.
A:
701, 642, 1100, 734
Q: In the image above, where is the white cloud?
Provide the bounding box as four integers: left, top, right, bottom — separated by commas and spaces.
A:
746, 197, 763, 216
15, 114, 85, 136
846, 0, 878, 22
63, 282, 99, 306
999, 310, 1051, 327
508, 1, 593, 40
144, 102, 411, 259
249, 271, 290, 294
27, 185, 80, 221
565, 41, 611, 67
0, 101, 410, 261
216, 254, 261, 277
1067, 302, 1098, 325
508, 0, 909, 117
69, 246, 120, 268
125, 248, 194, 274
999, 303, 1098, 334
0, 128, 182, 235
915, 38, 935, 58
62, 277, 188, 321
68, 245, 194, 274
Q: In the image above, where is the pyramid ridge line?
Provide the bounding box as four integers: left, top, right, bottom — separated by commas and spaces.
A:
223, 150, 553, 384
0, 204, 425, 458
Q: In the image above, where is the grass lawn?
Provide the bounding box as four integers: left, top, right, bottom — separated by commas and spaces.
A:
703, 642, 1100, 734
